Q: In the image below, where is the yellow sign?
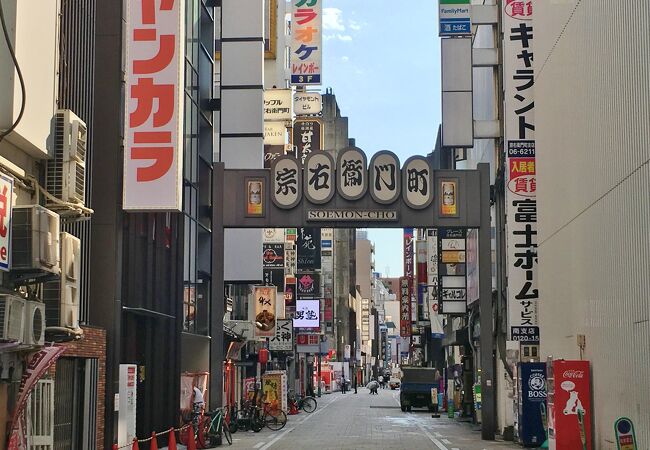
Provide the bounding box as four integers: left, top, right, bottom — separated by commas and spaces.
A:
442, 250, 465, 263
441, 180, 457, 216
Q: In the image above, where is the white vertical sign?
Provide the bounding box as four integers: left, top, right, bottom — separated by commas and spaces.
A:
427, 229, 444, 337
290, 0, 322, 85
503, 0, 539, 342
118, 364, 137, 446
124, 0, 184, 211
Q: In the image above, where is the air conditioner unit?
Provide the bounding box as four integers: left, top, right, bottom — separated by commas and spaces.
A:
0, 294, 26, 343
43, 232, 80, 329
46, 109, 87, 206
23, 301, 45, 346
11, 206, 60, 275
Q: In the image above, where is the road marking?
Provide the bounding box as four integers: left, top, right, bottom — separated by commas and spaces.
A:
253, 442, 265, 449
442, 438, 452, 444
260, 394, 342, 449
434, 432, 443, 438
416, 423, 450, 450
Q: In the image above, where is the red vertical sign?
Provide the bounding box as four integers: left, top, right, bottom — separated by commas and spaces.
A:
399, 277, 411, 338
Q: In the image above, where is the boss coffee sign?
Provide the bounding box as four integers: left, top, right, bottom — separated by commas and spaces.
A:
271, 148, 434, 219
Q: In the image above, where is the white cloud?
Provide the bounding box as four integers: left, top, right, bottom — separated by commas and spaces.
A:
337, 34, 352, 41
322, 8, 345, 31
341, 56, 350, 62
348, 20, 362, 31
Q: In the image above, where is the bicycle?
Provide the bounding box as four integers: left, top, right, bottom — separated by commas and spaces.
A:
198, 406, 232, 447
178, 404, 203, 446
261, 401, 287, 431
288, 389, 317, 413
230, 399, 264, 433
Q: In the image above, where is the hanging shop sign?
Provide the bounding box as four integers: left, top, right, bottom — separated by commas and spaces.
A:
284, 276, 296, 312
297, 227, 321, 270
297, 272, 320, 297
399, 276, 411, 338
262, 243, 285, 268
438, 228, 467, 315
270, 319, 293, 351
254, 286, 277, 337
264, 122, 286, 146
439, 0, 472, 37
263, 228, 285, 243
293, 119, 323, 164
294, 92, 322, 115
263, 89, 292, 121
0, 174, 14, 271
284, 243, 297, 276
124, 0, 183, 211
290, 0, 322, 85
293, 299, 320, 328
466, 229, 480, 305
264, 145, 285, 168
426, 229, 444, 338
272, 156, 302, 209
504, 0, 538, 342
263, 268, 284, 291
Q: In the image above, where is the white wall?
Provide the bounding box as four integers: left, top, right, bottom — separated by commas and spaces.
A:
536, 1, 650, 447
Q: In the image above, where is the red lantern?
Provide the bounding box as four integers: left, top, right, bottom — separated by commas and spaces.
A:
258, 348, 269, 364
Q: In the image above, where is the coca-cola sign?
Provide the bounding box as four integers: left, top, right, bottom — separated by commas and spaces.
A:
562, 370, 585, 379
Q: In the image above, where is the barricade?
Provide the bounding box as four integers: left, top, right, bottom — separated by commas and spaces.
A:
112, 424, 193, 450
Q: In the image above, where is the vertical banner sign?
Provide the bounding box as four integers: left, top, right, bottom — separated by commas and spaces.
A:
403, 228, 415, 329
427, 229, 444, 337
254, 286, 277, 338
503, 0, 539, 342
284, 276, 296, 315
297, 227, 321, 270
290, 0, 322, 85
270, 319, 294, 351
293, 119, 323, 164
399, 277, 411, 338
438, 228, 467, 315
416, 240, 428, 321
466, 229, 480, 305
124, 0, 183, 211
0, 174, 14, 271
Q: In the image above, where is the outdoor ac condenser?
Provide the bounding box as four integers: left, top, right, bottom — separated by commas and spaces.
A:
0, 294, 26, 343
43, 232, 80, 329
23, 300, 45, 347
46, 109, 87, 207
11, 205, 61, 275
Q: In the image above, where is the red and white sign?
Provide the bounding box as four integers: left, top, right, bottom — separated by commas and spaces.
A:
124, 0, 184, 211
0, 174, 14, 271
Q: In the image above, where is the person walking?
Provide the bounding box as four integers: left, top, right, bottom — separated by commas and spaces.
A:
340, 376, 347, 394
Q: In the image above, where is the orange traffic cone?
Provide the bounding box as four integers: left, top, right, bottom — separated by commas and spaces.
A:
289, 401, 299, 415
167, 428, 177, 450
132, 438, 140, 450
187, 425, 196, 450
113, 445, 119, 450
149, 432, 158, 450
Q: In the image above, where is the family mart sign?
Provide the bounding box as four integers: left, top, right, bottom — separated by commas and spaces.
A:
439, 0, 472, 37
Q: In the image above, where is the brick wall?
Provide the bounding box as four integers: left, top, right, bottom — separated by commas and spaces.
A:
49, 326, 106, 449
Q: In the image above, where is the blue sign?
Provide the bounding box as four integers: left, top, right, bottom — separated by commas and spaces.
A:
518, 362, 547, 447
440, 19, 472, 36
322, 239, 332, 248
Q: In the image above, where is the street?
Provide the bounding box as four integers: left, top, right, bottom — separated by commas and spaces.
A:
224, 388, 521, 450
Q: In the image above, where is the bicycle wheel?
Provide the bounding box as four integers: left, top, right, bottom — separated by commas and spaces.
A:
264, 409, 287, 431
251, 410, 264, 432
301, 396, 317, 413
223, 420, 233, 445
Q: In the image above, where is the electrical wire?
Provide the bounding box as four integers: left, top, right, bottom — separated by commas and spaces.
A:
0, 0, 26, 143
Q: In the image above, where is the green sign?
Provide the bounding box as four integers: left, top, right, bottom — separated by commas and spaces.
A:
614, 417, 637, 450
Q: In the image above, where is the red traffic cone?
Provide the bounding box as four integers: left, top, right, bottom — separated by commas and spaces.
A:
113, 445, 119, 450
289, 401, 299, 415
132, 438, 140, 450
167, 428, 177, 450
149, 432, 158, 450
187, 425, 196, 450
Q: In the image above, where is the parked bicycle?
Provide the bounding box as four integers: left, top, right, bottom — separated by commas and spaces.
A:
288, 389, 317, 413
261, 401, 288, 431
198, 406, 232, 447
229, 399, 264, 433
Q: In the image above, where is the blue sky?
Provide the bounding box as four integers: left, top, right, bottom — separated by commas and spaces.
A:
319, 1, 441, 277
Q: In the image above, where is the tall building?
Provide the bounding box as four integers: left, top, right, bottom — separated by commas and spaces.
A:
535, 2, 650, 445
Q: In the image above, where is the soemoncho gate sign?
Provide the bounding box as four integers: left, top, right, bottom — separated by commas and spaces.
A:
212, 147, 497, 440
221, 147, 484, 229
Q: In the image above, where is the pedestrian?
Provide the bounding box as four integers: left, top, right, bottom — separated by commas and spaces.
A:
192, 385, 205, 429
379, 374, 385, 389
341, 376, 347, 394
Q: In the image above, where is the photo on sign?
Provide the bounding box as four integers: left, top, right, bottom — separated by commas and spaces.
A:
440, 180, 458, 216
246, 178, 265, 217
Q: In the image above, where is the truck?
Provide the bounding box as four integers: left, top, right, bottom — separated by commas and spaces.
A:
399, 366, 441, 412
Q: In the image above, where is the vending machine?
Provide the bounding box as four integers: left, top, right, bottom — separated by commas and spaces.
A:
547, 359, 592, 450
516, 362, 547, 447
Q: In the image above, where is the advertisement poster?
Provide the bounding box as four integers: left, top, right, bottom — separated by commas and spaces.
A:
293, 299, 320, 328
297, 227, 321, 270
0, 174, 13, 271
246, 179, 264, 216
263, 243, 285, 268
262, 371, 288, 413
254, 286, 277, 338
441, 180, 458, 216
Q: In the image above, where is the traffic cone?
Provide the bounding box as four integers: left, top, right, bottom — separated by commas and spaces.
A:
187, 425, 196, 450
132, 438, 140, 450
149, 432, 158, 450
113, 445, 119, 450
289, 401, 299, 415
167, 428, 177, 450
